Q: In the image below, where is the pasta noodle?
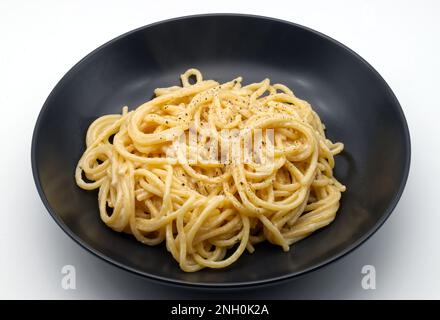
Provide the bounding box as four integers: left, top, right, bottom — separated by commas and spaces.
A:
75, 68, 346, 272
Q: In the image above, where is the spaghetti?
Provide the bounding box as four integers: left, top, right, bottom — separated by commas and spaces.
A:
75, 69, 345, 272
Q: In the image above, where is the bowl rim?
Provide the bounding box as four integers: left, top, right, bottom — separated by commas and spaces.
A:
31, 13, 411, 289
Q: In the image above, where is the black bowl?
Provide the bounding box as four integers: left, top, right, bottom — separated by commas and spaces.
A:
32, 14, 410, 288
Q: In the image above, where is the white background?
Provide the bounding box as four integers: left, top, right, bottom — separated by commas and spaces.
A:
0, 0, 438, 299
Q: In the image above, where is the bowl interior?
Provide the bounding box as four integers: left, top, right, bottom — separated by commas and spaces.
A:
32, 15, 410, 287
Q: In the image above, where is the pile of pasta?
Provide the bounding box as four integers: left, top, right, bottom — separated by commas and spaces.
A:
76, 69, 345, 272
